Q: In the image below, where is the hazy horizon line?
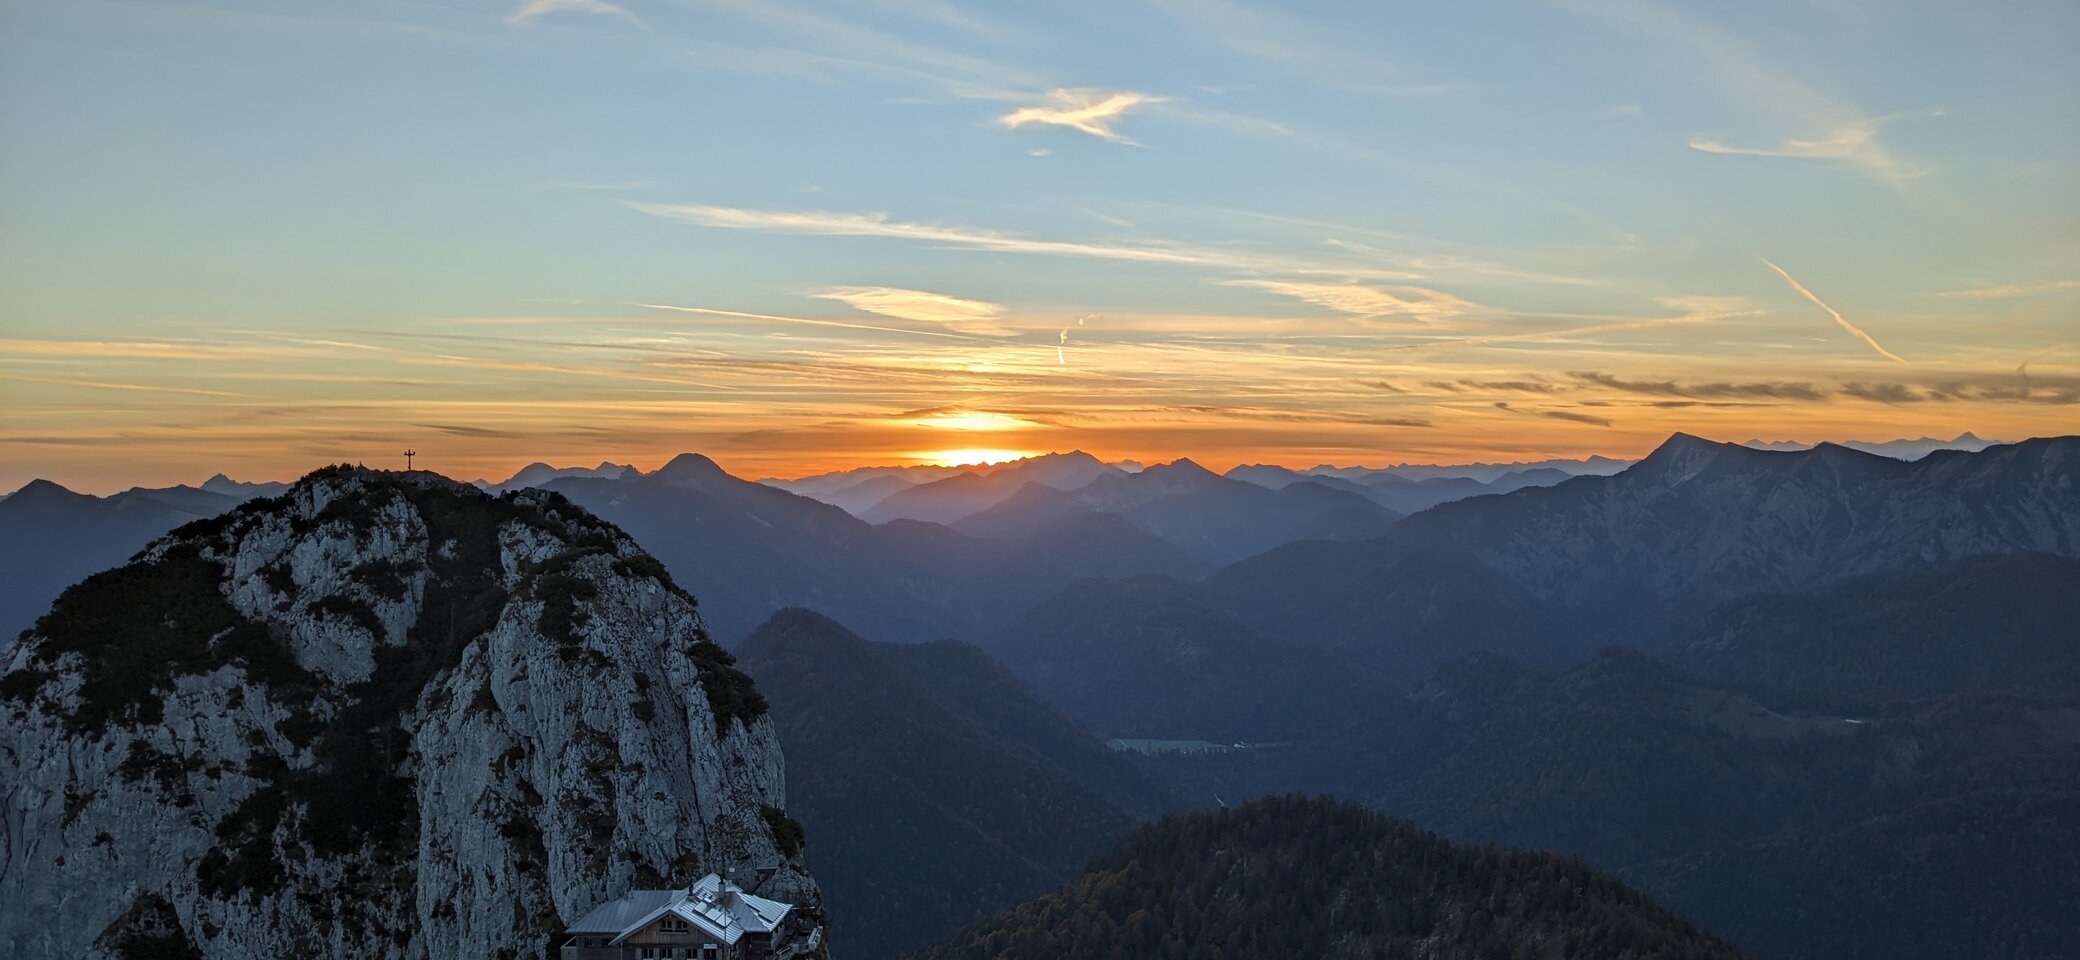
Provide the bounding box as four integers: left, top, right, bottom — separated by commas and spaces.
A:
6, 427, 2047, 497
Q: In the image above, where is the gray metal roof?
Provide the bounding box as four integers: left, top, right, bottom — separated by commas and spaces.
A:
571, 874, 794, 946
567, 889, 685, 935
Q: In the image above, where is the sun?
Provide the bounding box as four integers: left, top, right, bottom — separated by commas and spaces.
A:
914, 448, 1035, 467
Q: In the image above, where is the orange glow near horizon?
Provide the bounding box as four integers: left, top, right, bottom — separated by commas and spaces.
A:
4, 305, 2077, 496
910, 448, 1039, 467
910, 411, 1042, 431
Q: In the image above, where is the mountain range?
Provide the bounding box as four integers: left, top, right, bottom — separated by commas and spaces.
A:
860, 451, 1123, 525
0, 479, 254, 640
937, 433, 2080, 959
950, 458, 1399, 566
470, 460, 633, 492
1211, 433, 2080, 658
4, 431, 2077, 959
1739, 431, 1999, 460
537, 453, 1208, 642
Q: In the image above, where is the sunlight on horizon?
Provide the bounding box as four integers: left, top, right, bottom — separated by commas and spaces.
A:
910, 411, 1043, 431
912, 448, 1037, 468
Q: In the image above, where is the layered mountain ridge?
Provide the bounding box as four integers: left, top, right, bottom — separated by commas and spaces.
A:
1214, 433, 2080, 656
738, 608, 1175, 959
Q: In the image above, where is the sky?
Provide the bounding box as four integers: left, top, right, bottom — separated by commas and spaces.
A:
1, 0, 2076, 492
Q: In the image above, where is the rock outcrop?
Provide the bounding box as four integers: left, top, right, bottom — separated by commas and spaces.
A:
0, 466, 822, 958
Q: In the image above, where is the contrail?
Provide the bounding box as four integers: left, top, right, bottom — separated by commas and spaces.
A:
1760, 258, 1907, 364
2018, 343, 2067, 396
1058, 313, 1092, 365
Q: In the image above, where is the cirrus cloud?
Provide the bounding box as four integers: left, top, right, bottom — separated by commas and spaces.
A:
507, 0, 642, 27
1690, 111, 1939, 184
999, 89, 1165, 144
1221, 279, 1475, 324
813, 286, 1013, 335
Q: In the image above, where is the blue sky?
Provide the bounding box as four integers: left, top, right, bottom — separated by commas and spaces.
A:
2, 0, 2075, 490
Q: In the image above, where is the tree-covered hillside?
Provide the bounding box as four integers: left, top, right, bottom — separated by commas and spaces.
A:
910, 794, 1744, 960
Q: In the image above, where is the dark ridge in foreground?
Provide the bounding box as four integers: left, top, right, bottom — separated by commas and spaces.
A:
908, 794, 1744, 960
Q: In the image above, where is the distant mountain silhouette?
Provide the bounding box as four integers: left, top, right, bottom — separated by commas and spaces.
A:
1226, 462, 1578, 516
0, 480, 242, 639
910, 794, 1744, 960
816, 472, 917, 515
1213, 434, 2080, 654
543, 454, 1205, 642
472, 460, 632, 491
956, 459, 1399, 565
737, 609, 1173, 960
861, 451, 1121, 525
1739, 431, 1999, 460
761, 463, 953, 503
989, 575, 1389, 741
1400, 433, 2080, 634
200, 473, 289, 500
1308, 453, 1633, 484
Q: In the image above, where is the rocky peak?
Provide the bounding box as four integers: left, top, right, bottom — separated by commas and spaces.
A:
0, 465, 822, 959
1630, 432, 1744, 485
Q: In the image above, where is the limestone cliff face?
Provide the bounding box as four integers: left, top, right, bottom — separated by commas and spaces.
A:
0, 467, 821, 958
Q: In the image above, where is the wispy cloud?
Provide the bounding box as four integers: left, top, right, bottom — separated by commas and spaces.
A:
1935, 279, 2080, 299
1561, 1, 1928, 184
635, 302, 987, 340
1493, 400, 1612, 427
415, 423, 526, 439
1570, 370, 1826, 400
999, 89, 1164, 144
813, 286, 1012, 335
2017, 343, 2067, 398
676, 2, 1038, 101
1541, 408, 1614, 426
1221, 280, 1474, 324
1690, 113, 1937, 182
1082, 208, 1134, 228
627, 202, 1441, 281
507, 0, 642, 28
1148, 0, 1452, 97
847, 0, 1000, 36
0, 339, 301, 361
1760, 258, 1907, 364
1840, 381, 1922, 404
630, 203, 1208, 265
1, 375, 254, 398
